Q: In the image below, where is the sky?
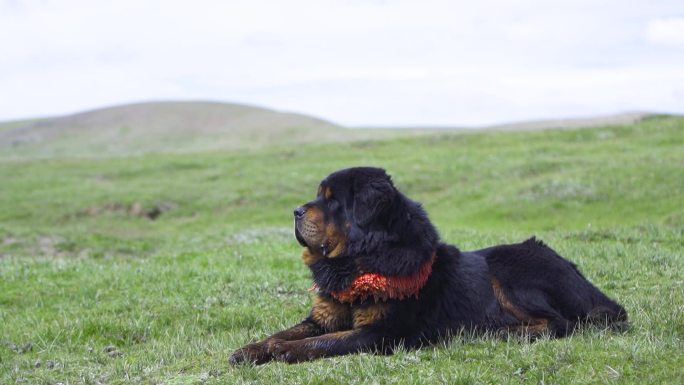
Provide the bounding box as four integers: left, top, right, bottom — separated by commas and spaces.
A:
1, 0, 683, 127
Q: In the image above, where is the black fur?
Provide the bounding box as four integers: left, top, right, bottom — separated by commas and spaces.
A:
230, 167, 627, 364
323, 167, 438, 278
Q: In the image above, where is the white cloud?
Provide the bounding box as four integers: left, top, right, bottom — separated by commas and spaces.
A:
0, 0, 683, 125
646, 17, 684, 45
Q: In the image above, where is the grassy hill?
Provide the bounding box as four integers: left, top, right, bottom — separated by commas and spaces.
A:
0, 118, 43, 133
0, 101, 402, 159
0, 102, 660, 160
0, 115, 682, 384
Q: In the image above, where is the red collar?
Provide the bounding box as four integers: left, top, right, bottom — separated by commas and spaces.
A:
311, 252, 436, 303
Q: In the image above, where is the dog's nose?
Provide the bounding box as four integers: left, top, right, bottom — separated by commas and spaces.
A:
293, 206, 306, 219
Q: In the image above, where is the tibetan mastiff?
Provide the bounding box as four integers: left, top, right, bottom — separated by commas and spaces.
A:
230, 167, 627, 364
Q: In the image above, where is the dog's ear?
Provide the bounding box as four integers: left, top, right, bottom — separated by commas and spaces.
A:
352, 176, 395, 227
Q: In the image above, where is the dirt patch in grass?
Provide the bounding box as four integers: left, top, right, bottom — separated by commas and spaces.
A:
81, 201, 177, 220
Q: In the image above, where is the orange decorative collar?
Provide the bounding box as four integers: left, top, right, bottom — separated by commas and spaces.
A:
311, 252, 436, 303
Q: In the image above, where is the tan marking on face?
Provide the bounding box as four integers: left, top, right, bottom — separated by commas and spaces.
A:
324, 222, 346, 258
311, 295, 353, 332
301, 248, 322, 265
298, 206, 325, 246
324, 186, 332, 199
304, 205, 323, 223
297, 204, 346, 258
353, 303, 390, 328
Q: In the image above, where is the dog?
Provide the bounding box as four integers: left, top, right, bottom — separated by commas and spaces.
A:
230, 167, 627, 364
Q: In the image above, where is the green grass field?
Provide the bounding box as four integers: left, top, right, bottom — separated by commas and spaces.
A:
1, 116, 683, 384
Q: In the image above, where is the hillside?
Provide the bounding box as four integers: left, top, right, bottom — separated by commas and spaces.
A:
0, 102, 667, 160
0, 118, 42, 133
482, 112, 652, 131
0, 101, 378, 158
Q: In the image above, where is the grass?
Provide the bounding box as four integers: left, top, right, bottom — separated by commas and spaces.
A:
1, 116, 683, 384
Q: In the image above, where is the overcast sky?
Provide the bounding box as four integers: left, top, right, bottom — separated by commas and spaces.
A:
1, 0, 683, 126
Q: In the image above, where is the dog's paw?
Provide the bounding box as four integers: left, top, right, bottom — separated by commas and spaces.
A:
229, 342, 272, 366
268, 341, 317, 364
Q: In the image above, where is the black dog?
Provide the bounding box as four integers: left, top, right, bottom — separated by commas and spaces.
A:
230, 167, 627, 364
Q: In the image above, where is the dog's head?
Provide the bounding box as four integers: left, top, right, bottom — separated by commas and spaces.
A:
294, 167, 438, 275
294, 167, 394, 258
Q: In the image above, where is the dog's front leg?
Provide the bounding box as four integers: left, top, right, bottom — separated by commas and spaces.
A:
229, 295, 352, 365
269, 302, 394, 363
229, 319, 325, 365
268, 326, 395, 363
